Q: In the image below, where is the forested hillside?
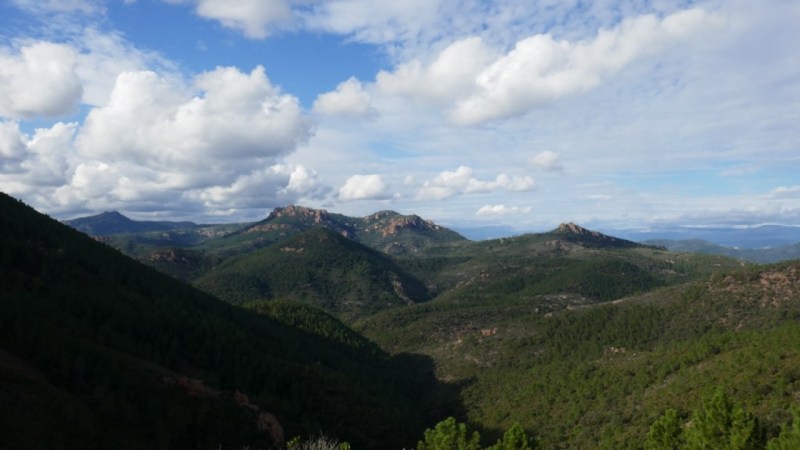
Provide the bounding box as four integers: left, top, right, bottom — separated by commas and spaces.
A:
194, 227, 431, 317
0, 193, 439, 449
21, 196, 800, 449
355, 261, 800, 448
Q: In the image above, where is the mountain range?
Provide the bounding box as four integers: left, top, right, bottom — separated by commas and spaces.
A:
6, 194, 800, 448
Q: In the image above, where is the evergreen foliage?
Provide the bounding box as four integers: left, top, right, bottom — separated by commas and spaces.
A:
194, 227, 431, 317
646, 390, 800, 450
684, 388, 761, 450
416, 418, 535, 450
766, 408, 800, 450
0, 193, 434, 449
486, 423, 536, 450
645, 408, 684, 450
417, 417, 481, 450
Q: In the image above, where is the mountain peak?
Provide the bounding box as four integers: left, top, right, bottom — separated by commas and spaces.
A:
553, 222, 643, 249
365, 210, 401, 220
557, 222, 595, 236
266, 205, 331, 223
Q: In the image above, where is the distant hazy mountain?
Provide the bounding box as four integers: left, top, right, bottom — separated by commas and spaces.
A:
610, 224, 800, 249
450, 224, 521, 240
63, 210, 199, 235
645, 238, 800, 263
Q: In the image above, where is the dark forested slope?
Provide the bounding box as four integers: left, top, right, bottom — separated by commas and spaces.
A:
0, 193, 435, 449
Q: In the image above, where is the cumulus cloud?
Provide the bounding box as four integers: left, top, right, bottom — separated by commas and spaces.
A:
0, 65, 317, 217
76, 66, 309, 171
76, 29, 177, 107
377, 37, 494, 105
312, 77, 376, 118
417, 166, 535, 200
453, 8, 714, 124
0, 121, 28, 166
279, 164, 330, 199
168, 0, 293, 39
186, 164, 325, 211
0, 120, 76, 192
373, 8, 715, 125
530, 150, 563, 172
476, 204, 532, 217
0, 42, 83, 119
338, 174, 390, 200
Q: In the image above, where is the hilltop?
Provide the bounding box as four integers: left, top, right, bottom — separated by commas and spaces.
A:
217, 205, 468, 256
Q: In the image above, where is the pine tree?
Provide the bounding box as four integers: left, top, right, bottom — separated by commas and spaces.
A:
683, 388, 761, 450
487, 423, 536, 450
645, 408, 684, 450
417, 417, 481, 450
766, 408, 800, 450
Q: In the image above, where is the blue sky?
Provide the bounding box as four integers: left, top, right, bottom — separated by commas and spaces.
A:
1, 0, 798, 232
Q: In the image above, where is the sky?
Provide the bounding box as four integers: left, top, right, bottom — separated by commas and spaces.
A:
0, 0, 798, 232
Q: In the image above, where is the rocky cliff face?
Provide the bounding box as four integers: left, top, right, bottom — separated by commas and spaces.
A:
266, 205, 332, 223
558, 222, 600, 237
364, 212, 442, 237
243, 205, 465, 255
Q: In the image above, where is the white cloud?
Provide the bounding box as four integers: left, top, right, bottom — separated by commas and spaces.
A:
372, 7, 716, 125
338, 174, 390, 200
417, 166, 535, 200
377, 37, 494, 105
453, 8, 714, 124
312, 77, 375, 118
530, 150, 563, 172
76, 66, 309, 170
0, 121, 76, 195
770, 186, 800, 199
0, 42, 83, 119
476, 204, 532, 217
0, 121, 27, 165
0, 65, 315, 218
279, 164, 330, 200
76, 29, 177, 107
187, 164, 309, 210
305, 0, 442, 46
168, 0, 293, 39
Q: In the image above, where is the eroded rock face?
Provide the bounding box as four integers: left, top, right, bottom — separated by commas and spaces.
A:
267, 205, 330, 223
558, 222, 600, 237
365, 214, 441, 237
